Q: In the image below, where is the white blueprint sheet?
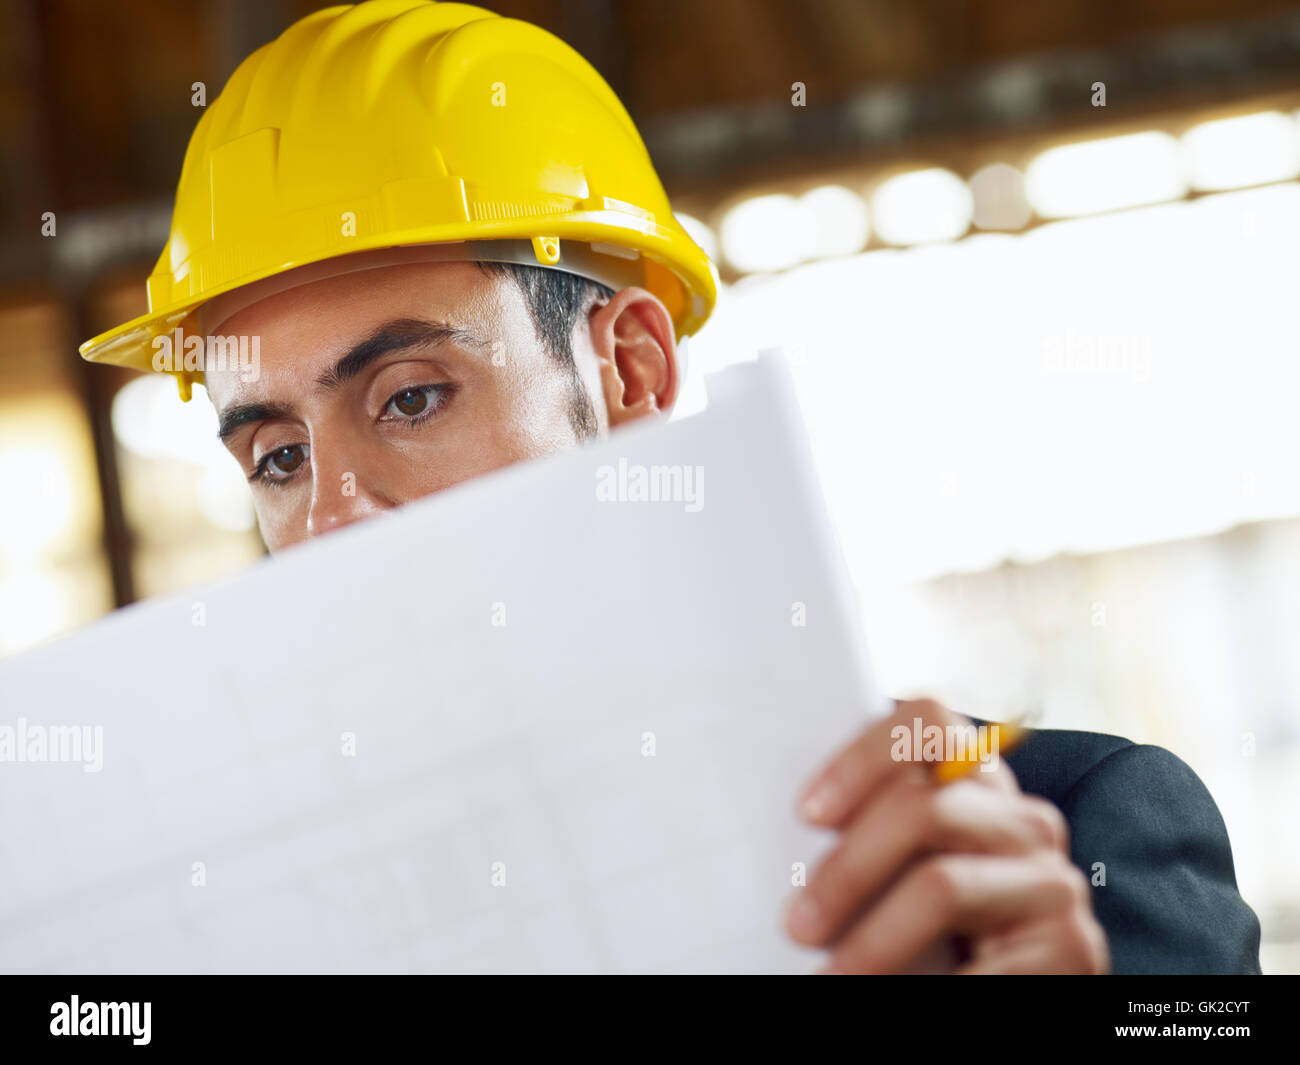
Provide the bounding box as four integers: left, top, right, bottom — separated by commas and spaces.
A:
0, 352, 885, 974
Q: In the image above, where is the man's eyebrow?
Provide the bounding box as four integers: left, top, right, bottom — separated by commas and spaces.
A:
215, 319, 486, 441
316, 317, 488, 389
217, 401, 295, 441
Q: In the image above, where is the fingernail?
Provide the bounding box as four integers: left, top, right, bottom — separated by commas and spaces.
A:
800, 781, 837, 822
786, 895, 822, 938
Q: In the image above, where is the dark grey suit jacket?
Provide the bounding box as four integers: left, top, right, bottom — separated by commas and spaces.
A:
981, 722, 1262, 974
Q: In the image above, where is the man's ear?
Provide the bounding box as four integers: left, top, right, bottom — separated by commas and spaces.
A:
587, 287, 678, 427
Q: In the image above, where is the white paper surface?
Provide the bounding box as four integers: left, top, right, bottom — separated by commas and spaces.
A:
0, 351, 885, 974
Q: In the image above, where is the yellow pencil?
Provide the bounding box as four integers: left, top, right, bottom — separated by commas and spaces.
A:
931, 719, 1030, 783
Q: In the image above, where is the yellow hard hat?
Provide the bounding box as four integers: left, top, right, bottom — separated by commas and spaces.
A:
79, 0, 717, 400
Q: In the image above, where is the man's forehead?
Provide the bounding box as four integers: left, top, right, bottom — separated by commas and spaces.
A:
201, 258, 500, 342
197, 247, 506, 337
199, 256, 521, 409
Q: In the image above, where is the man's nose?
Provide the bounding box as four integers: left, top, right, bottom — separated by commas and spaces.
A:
304, 454, 392, 539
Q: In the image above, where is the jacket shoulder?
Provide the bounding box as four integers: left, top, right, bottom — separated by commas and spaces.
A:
973, 720, 1261, 974
996, 724, 1134, 806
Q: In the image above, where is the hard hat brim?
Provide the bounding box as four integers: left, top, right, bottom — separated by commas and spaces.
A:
80, 222, 717, 380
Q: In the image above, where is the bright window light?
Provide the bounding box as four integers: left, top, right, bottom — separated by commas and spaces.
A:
798, 185, 870, 257
1181, 111, 1300, 191
1025, 131, 1186, 218
197, 464, 257, 532
870, 168, 972, 246
112, 375, 256, 534
0, 395, 100, 562
112, 375, 225, 466
969, 162, 1032, 230
719, 194, 811, 273
691, 181, 1300, 585
0, 444, 76, 559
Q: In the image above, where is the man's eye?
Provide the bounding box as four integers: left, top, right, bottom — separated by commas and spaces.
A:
267, 444, 306, 475
382, 384, 450, 423
252, 444, 308, 484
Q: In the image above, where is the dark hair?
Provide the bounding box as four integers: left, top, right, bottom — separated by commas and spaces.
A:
476, 261, 612, 440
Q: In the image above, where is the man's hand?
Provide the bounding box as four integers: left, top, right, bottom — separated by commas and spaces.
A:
786, 698, 1110, 974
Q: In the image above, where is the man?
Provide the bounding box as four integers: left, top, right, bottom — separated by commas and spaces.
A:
80, 0, 1260, 974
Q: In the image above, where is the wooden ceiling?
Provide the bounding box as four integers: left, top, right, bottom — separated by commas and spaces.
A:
2, 0, 1299, 242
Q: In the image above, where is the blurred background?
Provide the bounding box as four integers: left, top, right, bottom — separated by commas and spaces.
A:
1, 0, 1298, 971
